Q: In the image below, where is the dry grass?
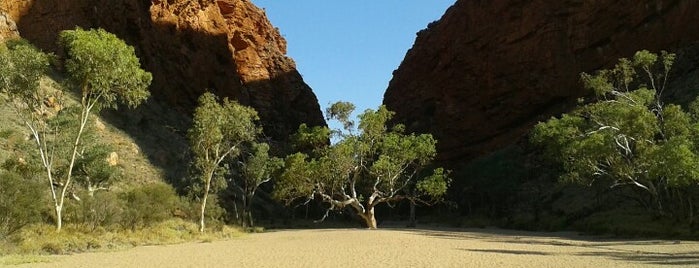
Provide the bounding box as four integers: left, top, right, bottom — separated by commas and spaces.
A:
1, 219, 244, 259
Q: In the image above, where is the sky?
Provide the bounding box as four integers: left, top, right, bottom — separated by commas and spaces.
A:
251, 1, 455, 121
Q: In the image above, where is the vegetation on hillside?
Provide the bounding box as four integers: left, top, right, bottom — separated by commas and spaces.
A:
1, 28, 152, 232
0, 31, 237, 255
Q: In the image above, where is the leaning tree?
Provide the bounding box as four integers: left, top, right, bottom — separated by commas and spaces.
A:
531, 50, 699, 221
274, 102, 449, 229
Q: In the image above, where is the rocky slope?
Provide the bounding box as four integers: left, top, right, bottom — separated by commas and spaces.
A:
384, 0, 699, 164
1, 0, 324, 142
0, 0, 325, 181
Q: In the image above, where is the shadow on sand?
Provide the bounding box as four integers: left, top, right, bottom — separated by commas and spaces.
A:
382, 225, 699, 266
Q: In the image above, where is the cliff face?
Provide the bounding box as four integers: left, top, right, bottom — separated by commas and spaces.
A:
384, 0, 699, 163
0, 12, 18, 41
1, 0, 324, 141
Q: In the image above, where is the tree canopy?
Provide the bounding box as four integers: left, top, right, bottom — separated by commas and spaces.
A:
188, 92, 260, 232
59, 28, 151, 110
275, 102, 449, 229
531, 50, 699, 218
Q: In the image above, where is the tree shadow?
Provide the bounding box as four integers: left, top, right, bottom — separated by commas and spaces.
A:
393, 226, 699, 266
465, 249, 552, 256
577, 251, 699, 266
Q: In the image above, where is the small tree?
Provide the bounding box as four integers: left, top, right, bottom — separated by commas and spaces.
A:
275, 102, 449, 229
188, 92, 259, 232
0, 28, 152, 231
229, 142, 283, 227
72, 140, 121, 197
531, 50, 699, 219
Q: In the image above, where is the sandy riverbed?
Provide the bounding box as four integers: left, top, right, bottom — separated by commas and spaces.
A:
9, 227, 699, 267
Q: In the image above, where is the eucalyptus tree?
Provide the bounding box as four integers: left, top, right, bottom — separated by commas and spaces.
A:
188, 92, 259, 232
229, 142, 283, 227
275, 102, 450, 229
531, 50, 699, 219
0, 28, 152, 231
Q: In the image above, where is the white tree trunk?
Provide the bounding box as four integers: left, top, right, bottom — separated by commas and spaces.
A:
199, 172, 213, 233
199, 191, 208, 233
362, 207, 377, 229
55, 205, 63, 232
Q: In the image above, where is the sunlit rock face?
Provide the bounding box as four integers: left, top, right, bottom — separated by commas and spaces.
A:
0, 12, 18, 41
2, 0, 325, 141
384, 0, 699, 164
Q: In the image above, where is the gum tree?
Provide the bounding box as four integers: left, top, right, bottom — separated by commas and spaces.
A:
229, 142, 283, 227
531, 50, 699, 219
275, 102, 450, 229
0, 28, 152, 231
188, 92, 259, 232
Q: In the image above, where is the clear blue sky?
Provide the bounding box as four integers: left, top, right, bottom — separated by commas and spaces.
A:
251, 1, 454, 120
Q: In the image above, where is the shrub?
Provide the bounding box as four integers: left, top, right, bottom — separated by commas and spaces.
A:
119, 183, 179, 229
0, 170, 46, 237
64, 191, 123, 231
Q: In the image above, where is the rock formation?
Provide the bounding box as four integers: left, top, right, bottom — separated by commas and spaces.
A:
1, 0, 325, 142
0, 12, 18, 41
384, 0, 699, 164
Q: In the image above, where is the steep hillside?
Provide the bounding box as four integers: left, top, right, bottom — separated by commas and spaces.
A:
1, 0, 325, 180
384, 0, 699, 164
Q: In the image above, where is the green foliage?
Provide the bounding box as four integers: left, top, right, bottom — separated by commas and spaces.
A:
0, 170, 46, 237
229, 142, 283, 227
416, 168, 450, 198
234, 143, 283, 190
531, 50, 699, 218
0, 39, 51, 104
1, 29, 152, 232
276, 102, 449, 228
72, 141, 121, 193
326, 101, 356, 131
64, 191, 123, 231
274, 153, 315, 204
291, 123, 330, 153
188, 93, 260, 182
119, 184, 179, 229
187, 92, 261, 231
59, 27, 151, 110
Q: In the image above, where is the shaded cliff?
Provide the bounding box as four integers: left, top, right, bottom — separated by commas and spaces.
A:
384, 0, 699, 164
1, 0, 324, 142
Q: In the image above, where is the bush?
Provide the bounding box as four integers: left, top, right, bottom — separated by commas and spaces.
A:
0, 170, 46, 237
64, 191, 124, 231
119, 183, 179, 229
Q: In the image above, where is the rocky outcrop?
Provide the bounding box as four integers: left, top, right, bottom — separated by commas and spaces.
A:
384, 0, 699, 164
0, 1, 27, 41
0, 12, 18, 41
3, 0, 324, 142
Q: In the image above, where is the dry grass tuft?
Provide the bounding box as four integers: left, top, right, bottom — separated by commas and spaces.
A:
2, 219, 245, 257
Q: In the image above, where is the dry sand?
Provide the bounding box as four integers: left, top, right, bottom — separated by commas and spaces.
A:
9, 227, 699, 268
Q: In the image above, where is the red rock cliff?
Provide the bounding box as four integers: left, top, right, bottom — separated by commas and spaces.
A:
384, 0, 699, 163
1, 0, 324, 141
